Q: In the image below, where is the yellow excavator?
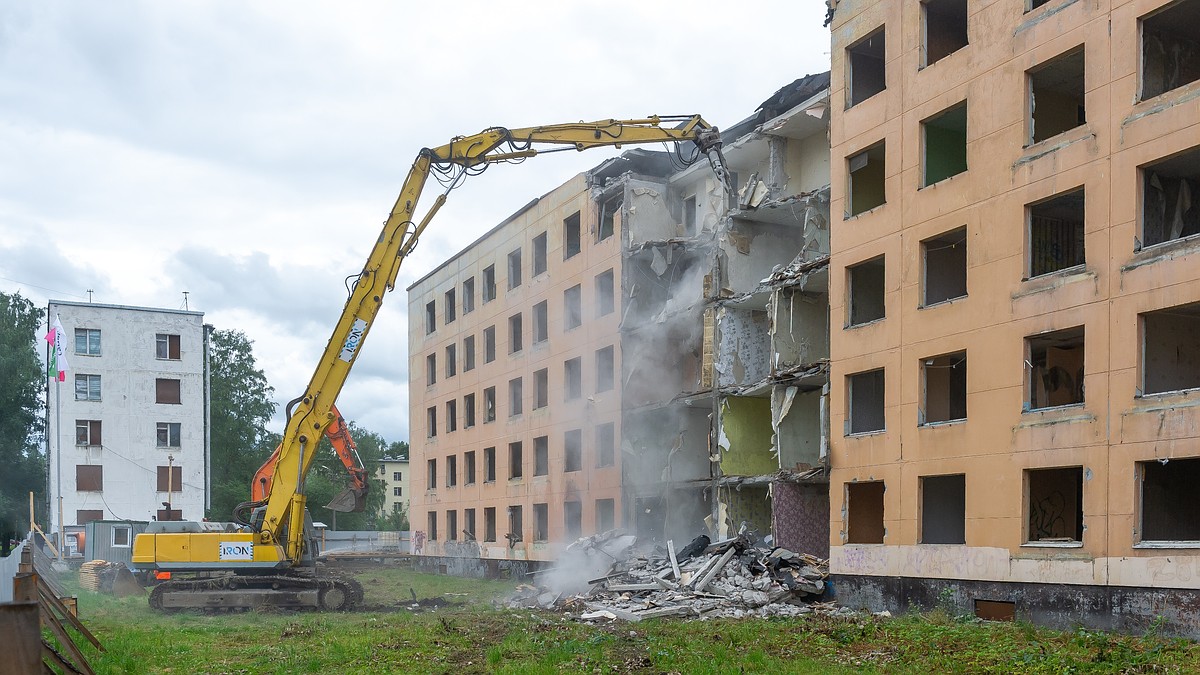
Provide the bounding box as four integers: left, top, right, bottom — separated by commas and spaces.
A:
131, 116, 731, 610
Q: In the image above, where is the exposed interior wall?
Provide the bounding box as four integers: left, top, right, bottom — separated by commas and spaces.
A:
718, 396, 777, 477
848, 28, 886, 107
780, 134, 834, 196
1142, 147, 1200, 247
622, 405, 711, 487
1028, 328, 1085, 409
720, 484, 773, 540
770, 287, 829, 369
1027, 467, 1083, 542
923, 103, 967, 186
623, 179, 675, 245
772, 482, 830, 557
1142, 305, 1200, 394
715, 307, 770, 387
720, 222, 808, 295
774, 387, 824, 470
923, 0, 968, 66
1029, 49, 1085, 143
922, 352, 967, 424
848, 143, 886, 216
846, 481, 885, 544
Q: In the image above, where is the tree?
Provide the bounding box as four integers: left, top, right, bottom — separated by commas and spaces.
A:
0, 292, 47, 550
304, 421, 392, 531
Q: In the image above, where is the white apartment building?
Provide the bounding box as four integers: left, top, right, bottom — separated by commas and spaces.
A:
379, 456, 410, 519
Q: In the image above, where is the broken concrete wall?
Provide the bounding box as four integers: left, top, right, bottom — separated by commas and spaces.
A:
717, 396, 776, 477
720, 221, 809, 296
715, 306, 770, 388
770, 285, 829, 371
623, 178, 680, 246
623, 245, 705, 323
719, 484, 773, 540
772, 482, 830, 558
773, 386, 824, 470
622, 404, 710, 487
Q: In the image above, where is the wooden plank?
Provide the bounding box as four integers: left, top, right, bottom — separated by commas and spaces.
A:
666, 540, 681, 581
40, 585, 104, 651
40, 603, 94, 675
43, 642, 83, 675
0, 602, 42, 674
605, 583, 659, 593
693, 547, 736, 593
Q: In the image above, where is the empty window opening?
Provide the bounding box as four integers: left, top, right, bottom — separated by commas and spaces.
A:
1028, 47, 1086, 145
565, 501, 583, 540
465, 451, 476, 485
464, 509, 476, 540
75, 420, 102, 447
446, 455, 457, 487
599, 196, 620, 241
1027, 327, 1085, 410
446, 400, 457, 432
484, 386, 496, 423
509, 377, 523, 417
533, 503, 549, 542
484, 447, 496, 482
463, 277, 475, 314
596, 269, 615, 317
508, 506, 522, 544
922, 0, 967, 67
920, 474, 966, 544
425, 301, 436, 334
482, 265, 496, 303
534, 436, 549, 476
922, 227, 967, 306
76, 465, 102, 492
533, 232, 548, 275
564, 357, 582, 400
156, 378, 181, 404
534, 368, 548, 409
847, 27, 886, 107
564, 212, 582, 259
682, 195, 697, 235
1140, 1, 1200, 101
1142, 303, 1200, 395
155, 333, 180, 360
1140, 457, 1200, 542
464, 393, 476, 428
75, 328, 101, 355
509, 313, 523, 353
445, 289, 456, 324
848, 142, 886, 216
595, 346, 615, 393
156, 422, 181, 448
1026, 467, 1084, 543
445, 344, 456, 378
464, 336, 476, 371
533, 301, 548, 343
921, 351, 967, 425
426, 353, 437, 385
922, 102, 967, 187
1141, 146, 1200, 247
484, 326, 496, 363
596, 422, 615, 468
564, 284, 583, 330
1027, 0, 1053, 10
484, 507, 497, 541
509, 441, 523, 479
156, 465, 182, 493
596, 498, 615, 532
1028, 188, 1085, 278
847, 256, 886, 326
847, 369, 886, 435
426, 407, 437, 437
427, 511, 438, 540
508, 248, 522, 289
846, 482, 885, 544
564, 429, 582, 472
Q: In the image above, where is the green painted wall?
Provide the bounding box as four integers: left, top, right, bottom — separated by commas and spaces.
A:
719, 396, 777, 476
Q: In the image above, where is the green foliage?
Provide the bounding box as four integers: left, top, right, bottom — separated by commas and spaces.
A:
0, 292, 47, 542
374, 503, 409, 531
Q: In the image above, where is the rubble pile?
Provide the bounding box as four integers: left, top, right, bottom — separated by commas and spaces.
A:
509, 531, 832, 622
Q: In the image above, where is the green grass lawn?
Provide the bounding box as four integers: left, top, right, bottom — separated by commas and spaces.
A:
57, 566, 1200, 674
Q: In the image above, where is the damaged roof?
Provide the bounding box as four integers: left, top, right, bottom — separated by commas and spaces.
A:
722, 71, 832, 141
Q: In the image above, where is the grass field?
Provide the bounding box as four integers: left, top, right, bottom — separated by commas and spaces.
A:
59, 565, 1199, 674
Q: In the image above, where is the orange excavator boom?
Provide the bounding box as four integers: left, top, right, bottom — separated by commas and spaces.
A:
250, 403, 369, 512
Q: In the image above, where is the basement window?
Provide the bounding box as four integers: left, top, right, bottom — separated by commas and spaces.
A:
846, 481, 885, 544
533, 503, 549, 542
484, 447, 496, 482
426, 459, 437, 490
1027, 188, 1085, 278
446, 455, 457, 487
534, 368, 548, 409
564, 429, 582, 473
533, 301, 548, 343
847, 256, 886, 326
599, 196, 620, 241
920, 351, 967, 425
1140, 457, 1200, 543
596, 498, 615, 532
509, 377, 523, 417
595, 269, 615, 317
1026, 326, 1085, 410
445, 399, 457, 432
484, 507, 496, 541
425, 300, 436, 334
445, 344, 456, 378
465, 451, 476, 484
921, 227, 967, 306
534, 436, 549, 476
426, 407, 437, 438
921, 0, 967, 67
1140, 1, 1200, 101
595, 346, 615, 393
847, 369, 886, 435
1027, 47, 1086, 145
482, 265, 496, 303
445, 289, 456, 324
564, 212, 582, 259
565, 501, 583, 540
1026, 467, 1083, 544
427, 512, 438, 541
484, 326, 496, 363
509, 313, 523, 353
463, 277, 475, 314
426, 353, 436, 385
921, 101, 967, 187
464, 393, 476, 428
464, 336, 475, 371
564, 357, 582, 400
564, 284, 583, 330
920, 474, 965, 544
533, 232, 548, 276
1142, 303, 1200, 395
509, 441, 523, 479
596, 422, 615, 468
848, 142, 886, 216
847, 27, 886, 108
507, 248, 522, 290
484, 386, 496, 423
1140, 146, 1200, 247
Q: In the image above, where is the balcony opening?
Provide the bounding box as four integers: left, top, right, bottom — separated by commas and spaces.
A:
920, 474, 966, 544
922, 101, 967, 187
482, 265, 496, 303
847, 27, 886, 107
565, 501, 583, 540
921, 351, 967, 425
1028, 47, 1086, 145
564, 211, 581, 259
507, 248, 522, 289
847, 369, 886, 435
533, 503, 549, 542
509, 441, 523, 479
1141, 145, 1200, 247
848, 142, 886, 216
846, 481, 885, 544
533, 232, 547, 276
533, 301, 548, 343
922, 0, 967, 67
1142, 302, 1200, 395
1026, 327, 1085, 410
1140, 0, 1200, 101
509, 313, 522, 353
508, 377, 523, 417
1140, 457, 1200, 542
1026, 466, 1084, 543
1028, 188, 1086, 278
596, 498, 615, 532
847, 256, 885, 326
564, 429, 582, 472
484, 447, 496, 482
534, 436, 549, 476
922, 227, 967, 306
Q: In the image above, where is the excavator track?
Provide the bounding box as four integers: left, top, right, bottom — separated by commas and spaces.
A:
149, 573, 364, 612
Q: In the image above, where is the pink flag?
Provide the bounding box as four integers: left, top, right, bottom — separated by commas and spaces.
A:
46, 316, 70, 382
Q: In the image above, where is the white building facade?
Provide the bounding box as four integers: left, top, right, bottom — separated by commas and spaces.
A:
378, 456, 409, 519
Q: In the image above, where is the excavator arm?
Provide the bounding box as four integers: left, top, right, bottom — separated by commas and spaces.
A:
249, 403, 368, 512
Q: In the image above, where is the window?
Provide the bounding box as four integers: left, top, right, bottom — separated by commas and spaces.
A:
446, 455, 457, 487
534, 436, 549, 476
595, 422, 615, 468
426, 353, 437, 385
1140, 146, 1200, 247
427, 512, 438, 541
1027, 47, 1086, 145
393, 471, 402, 481
847, 369, 886, 434
1139, 457, 1200, 542
464, 336, 476, 371
1028, 188, 1085, 277
596, 498, 615, 533
484, 387, 496, 423
75, 374, 101, 401
533, 368, 548, 409
508, 505, 523, 544
446, 510, 458, 541
564, 357, 582, 400
532, 301, 548, 343
155, 378, 182, 405
847, 27, 886, 107
393, 487, 402, 496
564, 501, 582, 539
464, 508, 476, 540
76, 510, 103, 525
76, 465, 102, 492
427, 459, 437, 489
463, 277, 476, 314
847, 142, 886, 216
484, 446, 496, 482
484, 507, 497, 542
446, 399, 457, 432
425, 300, 436, 335
1027, 0, 1052, 10
595, 346, 615, 393
1142, 303, 1200, 395
156, 422, 181, 448
426, 406, 437, 437
595, 269, 615, 317
484, 326, 496, 363
921, 0, 967, 67
564, 285, 582, 330
156, 465, 183, 492
564, 429, 582, 473
564, 212, 582, 259
464, 393, 476, 428
465, 451, 476, 485
445, 344, 457, 378
1140, 1, 1200, 101
847, 256, 885, 326
1026, 327, 1085, 410
533, 503, 549, 542
1027, 466, 1084, 543
444, 289, 456, 324
533, 232, 548, 276
846, 481, 885, 544
509, 377, 523, 417
920, 351, 967, 425
111, 525, 131, 547
921, 101, 967, 187
75, 328, 101, 356
509, 442, 523, 479
156, 334, 181, 360
75, 420, 102, 447
392, 503, 404, 513
599, 196, 620, 241
920, 474, 965, 544
508, 248, 522, 289
482, 265, 496, 303
509, 314, 523, 353
921, 227, 967, 306
682, 195, 697, 235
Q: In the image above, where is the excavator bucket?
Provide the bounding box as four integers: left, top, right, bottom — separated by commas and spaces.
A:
325, 485, 368, 513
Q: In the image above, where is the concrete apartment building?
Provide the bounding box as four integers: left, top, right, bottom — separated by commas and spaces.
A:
826, 0, 1200, 633
378, 455, 410, 519
46, 301, 210, 533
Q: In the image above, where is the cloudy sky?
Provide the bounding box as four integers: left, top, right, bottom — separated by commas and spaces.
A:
0, 1, 831, 444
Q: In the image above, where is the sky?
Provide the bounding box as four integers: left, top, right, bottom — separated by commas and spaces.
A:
0, 1, 831, 445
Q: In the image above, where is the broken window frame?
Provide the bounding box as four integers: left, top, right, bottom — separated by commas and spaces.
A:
426, 459, 437, 491
509, 313, 523, 354
919, 350, 968, 426
484, 326, 496, 363
464, 335, 476, 371
920, 101, 968, 188
532, 301, 548, 344
846, 26, 886, 109
532, 503, 549, 542
462, 277, 476, 314
599, 196, 620, 241
1024, 466, 1084, 546
533, 368, 548, 409
484, 507, 497, 541
1137, 457, 1200, 546
465, 451, 476, 485
1138, 0, 1200, 101
75, 419, 102, 447
156, 422, 181, 448
920, 226, 968, 307
446, 455, 457, 487
1024, 326, 1086, 411
445, 344, 456, 378
483, 386, 496, 423
920, 0, 968, 69
1026, 46, 1087, 146
155, 333, 180, 360
1138, 145, 1200, 249
426, 406, 437, 438
1139, 302, 1200, 396
1026, 187, 1086, 279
